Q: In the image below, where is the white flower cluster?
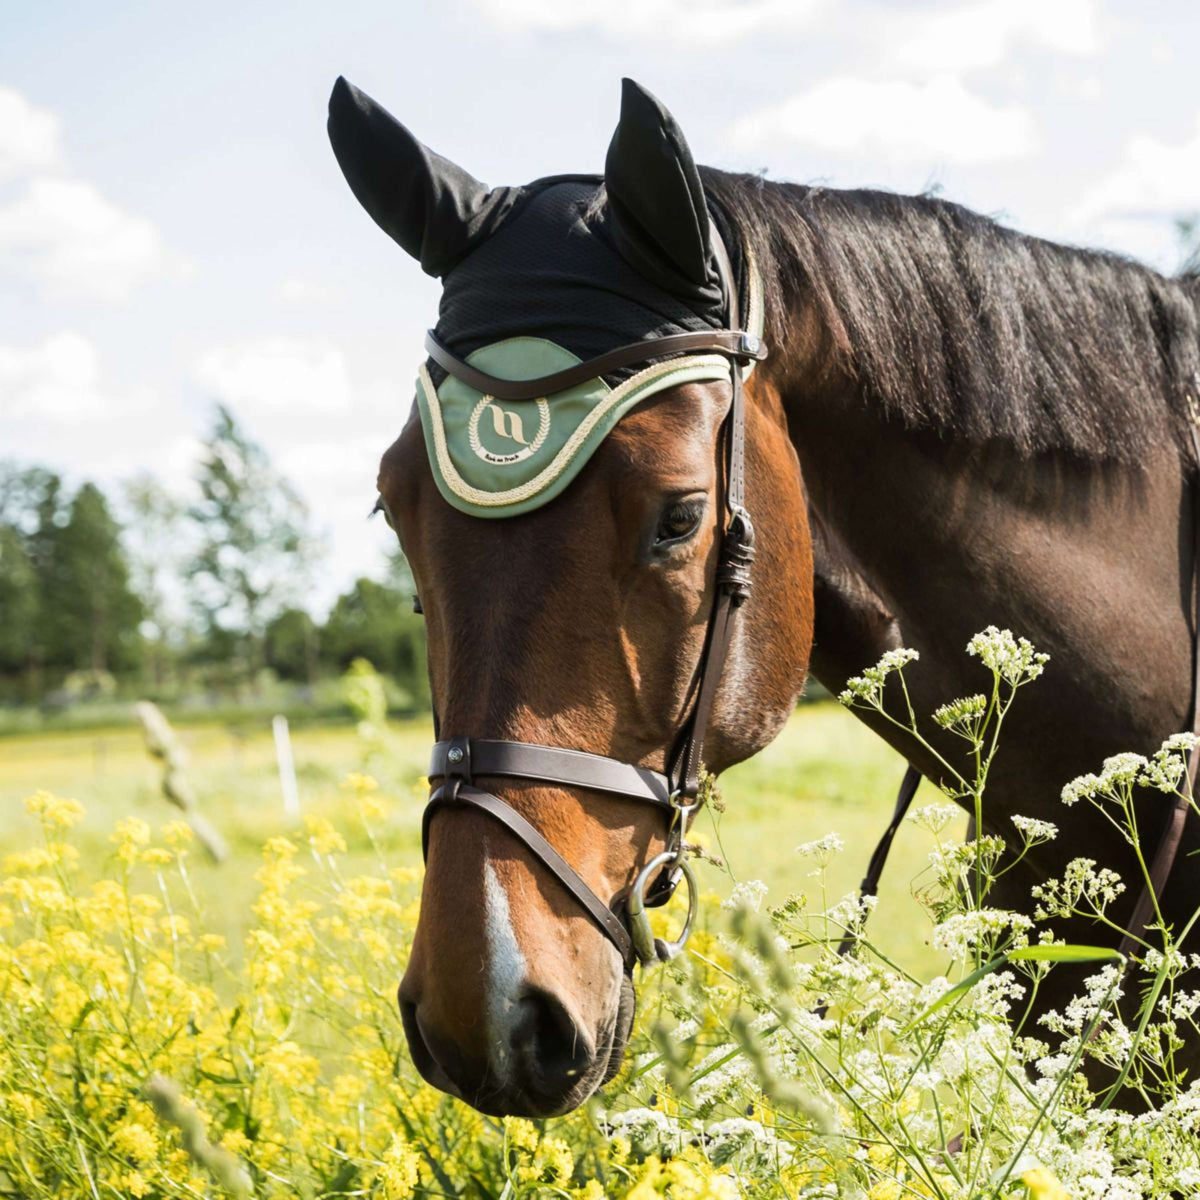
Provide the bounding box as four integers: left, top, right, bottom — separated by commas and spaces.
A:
930, 908, 1032, 957
1031, 857, 1125, 920
1010, 813, 1059, 845
722, 878, 768, 912
837, 647, 919, 707
932, 692, 987, 734
965, 625, 1049, 685
1062, 732, 1199, 807
794, 832, 844, 866
906, 802, 961, 834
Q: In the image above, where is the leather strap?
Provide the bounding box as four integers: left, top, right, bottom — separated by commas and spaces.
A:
423, 780, 634, 965
429, 738, 673, 807
835, 763, 923, 959
418, 224, 761, 967
423, 328, 766, 402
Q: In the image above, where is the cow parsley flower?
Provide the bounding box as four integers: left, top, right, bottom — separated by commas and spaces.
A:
795, 833, 844, 866
838, 647, 919, 706
932, 693, 987, 734
723, 879, 768, 912
1011, 814, 1058, 845
966, 626, 1049, 684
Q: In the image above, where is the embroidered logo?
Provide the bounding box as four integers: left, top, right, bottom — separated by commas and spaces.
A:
469, 395, 551, 465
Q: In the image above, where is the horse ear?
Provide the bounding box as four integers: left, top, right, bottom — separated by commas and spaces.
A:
327, 76, 521, 277
604, 78, 712, 293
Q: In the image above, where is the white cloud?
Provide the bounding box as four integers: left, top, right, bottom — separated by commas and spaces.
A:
1062, 114, 1200, 271
475, 0, 823, 42
0, 85, 183, 302
0, 332, 102, 420
730, 75, 1036, 164
0, 177, 181, 301
277, 276, 340, 305
0, 86, 61, 179
0, 331, 155, 422
196, 338, 357, 416
889, 0, 1099, 73
1073, 114, 1200, 225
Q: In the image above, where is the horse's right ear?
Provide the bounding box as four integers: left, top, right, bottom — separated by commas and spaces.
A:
327, 77, 521, 277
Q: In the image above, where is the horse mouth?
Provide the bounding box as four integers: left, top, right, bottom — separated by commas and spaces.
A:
400, 975, 638, 1117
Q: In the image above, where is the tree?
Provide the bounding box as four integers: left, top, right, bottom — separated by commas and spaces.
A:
37, 483, 144, 673
186, 406, 319, 675
121, 474, 187, 688
265, 608, 319, 683
0, 524, 37, 675
321, 577, 427, 707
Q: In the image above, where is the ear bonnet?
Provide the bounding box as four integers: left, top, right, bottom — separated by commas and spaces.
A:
328, 76, 762, 517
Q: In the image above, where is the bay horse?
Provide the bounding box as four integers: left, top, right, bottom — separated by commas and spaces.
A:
328, 76, 1200, 1117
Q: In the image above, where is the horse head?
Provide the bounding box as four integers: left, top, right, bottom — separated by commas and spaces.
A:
329, 76, 814, 1116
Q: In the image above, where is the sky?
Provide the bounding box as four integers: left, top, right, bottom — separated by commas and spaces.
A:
3, 0, 1200, 615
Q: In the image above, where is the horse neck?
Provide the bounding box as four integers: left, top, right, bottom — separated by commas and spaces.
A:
783, 370, 1193, 845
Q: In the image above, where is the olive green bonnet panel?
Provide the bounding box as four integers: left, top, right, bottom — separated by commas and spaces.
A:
415, 338, 734, 518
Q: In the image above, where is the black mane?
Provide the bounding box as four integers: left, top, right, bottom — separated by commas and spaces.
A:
702, 168, 1200, 463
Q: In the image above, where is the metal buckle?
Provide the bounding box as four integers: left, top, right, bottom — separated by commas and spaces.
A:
627, 851, 698, 966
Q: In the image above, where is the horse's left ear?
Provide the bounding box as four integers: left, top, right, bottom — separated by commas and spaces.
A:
327, 76, 521, 277
604, 78, 713, 295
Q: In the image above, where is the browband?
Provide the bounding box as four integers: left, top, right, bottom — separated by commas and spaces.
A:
424, 328, 765, 402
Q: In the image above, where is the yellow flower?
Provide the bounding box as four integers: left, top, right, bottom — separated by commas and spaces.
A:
112, 817, 151, 864
123, 1170, 151, 1197
23, 790, 84, 830
112, 1120, 158, 1165
160, 820, 193, 847
1021, 1167, 1071, 1199
304, 815, 347, 856
505, 1117, 540, 1154
541, 1136, 574, 1181
377, 1134, 421, 1199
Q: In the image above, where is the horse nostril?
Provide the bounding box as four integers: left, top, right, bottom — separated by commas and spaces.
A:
511, 987, 595, 1096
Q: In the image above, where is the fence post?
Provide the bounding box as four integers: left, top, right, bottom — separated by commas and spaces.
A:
272, 714, 301, 820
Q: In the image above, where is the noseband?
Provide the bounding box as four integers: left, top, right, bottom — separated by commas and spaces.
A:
419, 228, 766, 969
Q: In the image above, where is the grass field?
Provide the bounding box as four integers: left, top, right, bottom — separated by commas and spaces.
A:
0, 703, 959, 974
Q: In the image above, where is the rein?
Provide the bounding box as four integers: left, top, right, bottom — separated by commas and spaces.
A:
420, 226, 766, 970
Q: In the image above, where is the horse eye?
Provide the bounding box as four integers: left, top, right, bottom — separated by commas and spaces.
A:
654, 499, 704, 547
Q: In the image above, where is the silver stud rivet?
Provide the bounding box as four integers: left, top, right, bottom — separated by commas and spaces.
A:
447, 747, 464, 764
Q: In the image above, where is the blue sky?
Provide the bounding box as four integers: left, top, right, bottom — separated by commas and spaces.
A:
3, 0, 1200, 613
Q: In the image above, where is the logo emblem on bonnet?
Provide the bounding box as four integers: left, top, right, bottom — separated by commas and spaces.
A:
468, 395, 551, 465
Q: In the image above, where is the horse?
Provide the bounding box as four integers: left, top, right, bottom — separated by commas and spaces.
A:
328, 76, 1200, 1118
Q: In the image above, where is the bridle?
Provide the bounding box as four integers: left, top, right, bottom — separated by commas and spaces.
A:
418, 225, 766, 970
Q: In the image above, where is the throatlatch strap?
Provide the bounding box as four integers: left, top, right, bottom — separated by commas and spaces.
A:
423, 781, 634, 965
835, 763, 923, 960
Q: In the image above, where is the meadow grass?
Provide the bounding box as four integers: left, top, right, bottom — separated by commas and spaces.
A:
0, 703, 953, 975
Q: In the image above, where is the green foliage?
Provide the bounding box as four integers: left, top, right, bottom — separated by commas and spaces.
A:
322, 577, 427, 706
0, 466, 143, 680
39, 483, 145, 673
0, 524, 37, 672
264, 608, 319, 682
186, 405, 319, 669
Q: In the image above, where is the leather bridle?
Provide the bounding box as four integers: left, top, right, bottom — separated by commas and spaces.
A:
419, 226, 767, 970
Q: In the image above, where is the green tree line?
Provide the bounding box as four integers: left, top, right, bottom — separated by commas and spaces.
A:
0, 406, 427, 711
